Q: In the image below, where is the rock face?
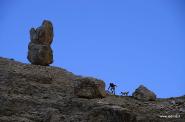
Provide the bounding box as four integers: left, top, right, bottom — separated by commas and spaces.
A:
132, 85, 157, 101
0, 57, 185, 122
27, 20, 53, 66
74, 77, 106, 99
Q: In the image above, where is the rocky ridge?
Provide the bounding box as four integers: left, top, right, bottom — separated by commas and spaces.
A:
0, 57, 185, 122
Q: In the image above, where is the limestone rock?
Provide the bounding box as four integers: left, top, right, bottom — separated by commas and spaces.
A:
74, 77, 106, 99
132, 85, 157, 101
27, 20, 53, 66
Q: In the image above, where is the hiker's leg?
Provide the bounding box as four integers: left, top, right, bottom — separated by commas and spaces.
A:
113, 88, 115, 95
111, 88, 114, 93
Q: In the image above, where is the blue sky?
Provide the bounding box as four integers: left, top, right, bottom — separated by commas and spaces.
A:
0, 0, 185, 98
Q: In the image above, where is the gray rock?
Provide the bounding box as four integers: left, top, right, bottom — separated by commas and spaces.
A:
179, 107, 185, 113
87, 105, 136, 122
43, 109, 61, 122
27, 20, 53, 66
132, 85, 157, 101
176, 99, 184, 105
74, 77, 106, 99
170, 100, 176, 105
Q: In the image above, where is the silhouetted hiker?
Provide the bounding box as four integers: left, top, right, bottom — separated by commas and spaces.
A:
108, 83, 117, 95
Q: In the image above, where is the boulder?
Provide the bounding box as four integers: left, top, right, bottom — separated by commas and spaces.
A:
74, 77, 106, 99
27, 20, 53, 66
132, 85, 156, 101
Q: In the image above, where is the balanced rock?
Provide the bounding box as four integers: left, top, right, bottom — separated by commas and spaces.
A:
132, 85, 157, 101
74, 77, 106, 99
27, 20, 53, 66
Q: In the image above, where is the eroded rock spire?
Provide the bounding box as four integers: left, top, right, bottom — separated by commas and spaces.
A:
27, 20, 53, 66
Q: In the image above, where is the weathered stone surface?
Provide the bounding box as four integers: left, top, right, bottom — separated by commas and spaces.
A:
132, 85, 157, 101
74, 77, 106, 99
87, 105, 136, 122
27, 43, 53, 66
27, 20, 53, 66
0, 57, 185, 122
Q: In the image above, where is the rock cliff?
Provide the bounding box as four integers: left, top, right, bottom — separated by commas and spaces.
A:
0, 57, 185, 122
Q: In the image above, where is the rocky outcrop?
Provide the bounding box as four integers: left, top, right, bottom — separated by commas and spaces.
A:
27, 20, 53, 66
74, 77, 106, 99
132, 85, 157, 101
0, 57, 184, 122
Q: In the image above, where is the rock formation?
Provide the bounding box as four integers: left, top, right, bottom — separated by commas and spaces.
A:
0, 57, 185, 122
74, 77, 106, 99
132, 85, 157, 101
27, 20, 53, 66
